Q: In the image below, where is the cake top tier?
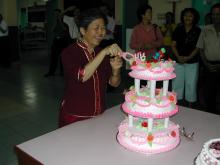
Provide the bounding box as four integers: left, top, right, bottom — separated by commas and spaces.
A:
120, 48, 176, 81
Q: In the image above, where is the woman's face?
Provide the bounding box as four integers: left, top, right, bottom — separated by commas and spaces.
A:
81, 18, 106, 48
212, 7, 220, 25
142, 9, 152, 23
183, 11, 194, 26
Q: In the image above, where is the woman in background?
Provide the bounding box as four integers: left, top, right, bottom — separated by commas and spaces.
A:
129, 4, 163, 58
59, 8, 123, 127
171, 8, 201, 108
160, 12, 176, 59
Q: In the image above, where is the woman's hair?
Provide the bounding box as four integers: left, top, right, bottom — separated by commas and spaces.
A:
165, 12, 175, 24
136, 4, 152, 23
210, 3, 220, 13
180, 8, 200, 26
77, 8, 107, 30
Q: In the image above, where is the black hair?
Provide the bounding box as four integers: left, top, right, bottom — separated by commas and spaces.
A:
205, 12, 212, 25
180, 8, 200, 26
136, 4, 152, 23
165, 12, 175, 23
210, 3, 220, 13
77, 8, 107, 30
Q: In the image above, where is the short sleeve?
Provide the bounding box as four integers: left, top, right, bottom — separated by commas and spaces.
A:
196, 29, 204, 49
61, 44, 86, 82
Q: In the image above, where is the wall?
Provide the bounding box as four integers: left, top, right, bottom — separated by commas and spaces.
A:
115, 0, 122, 25
149, 0, 191, 25
192, 0, 220, 25
1, 0, 18, 26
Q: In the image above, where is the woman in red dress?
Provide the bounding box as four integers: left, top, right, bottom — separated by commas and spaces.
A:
59, 8, 123, 127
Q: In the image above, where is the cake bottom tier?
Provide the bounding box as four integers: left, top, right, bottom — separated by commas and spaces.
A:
117, 118, 180, 155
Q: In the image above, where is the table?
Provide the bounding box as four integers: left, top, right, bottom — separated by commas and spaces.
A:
15, 105, 220, 165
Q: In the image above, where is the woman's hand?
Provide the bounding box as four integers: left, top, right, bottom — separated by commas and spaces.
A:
102, 43, 122, 57
177, 56, 187, 64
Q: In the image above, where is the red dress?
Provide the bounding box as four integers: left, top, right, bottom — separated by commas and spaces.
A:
59, 41, 111, 127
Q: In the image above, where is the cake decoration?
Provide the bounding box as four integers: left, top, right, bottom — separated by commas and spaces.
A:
117, 49, 180, 155
195, 138, 220, 165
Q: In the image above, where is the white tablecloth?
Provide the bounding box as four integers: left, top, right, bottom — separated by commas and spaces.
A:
16, 105, 220, 165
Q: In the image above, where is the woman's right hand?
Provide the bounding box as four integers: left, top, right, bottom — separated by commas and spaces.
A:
102, 44, 122, 57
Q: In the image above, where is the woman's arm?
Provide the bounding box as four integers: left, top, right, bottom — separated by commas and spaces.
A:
171, 41, 185, 63
82, 44, 122, 82
151, 27, 163, 48
185, 48, 199, 61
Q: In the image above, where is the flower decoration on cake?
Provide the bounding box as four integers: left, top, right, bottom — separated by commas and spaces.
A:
147, 133, 154, 147
171, 131, 176, 137
169, 95, 175, 102
141, 121, 148, 127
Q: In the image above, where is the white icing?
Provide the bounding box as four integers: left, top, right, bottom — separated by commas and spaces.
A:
129, 70, 175, 80
195, 139, 220, 165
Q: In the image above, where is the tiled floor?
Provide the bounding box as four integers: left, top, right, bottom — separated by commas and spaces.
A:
0, 47, 216, 165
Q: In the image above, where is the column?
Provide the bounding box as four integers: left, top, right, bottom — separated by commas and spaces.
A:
128, 115, 133, 127
164, 117, 169, 128
135, 79, 140, 95
150, 80, 156, 98
163, 80, 169, 96
148, 118, 153, 132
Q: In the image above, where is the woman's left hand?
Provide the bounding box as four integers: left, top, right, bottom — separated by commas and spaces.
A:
110, 56, 123, 70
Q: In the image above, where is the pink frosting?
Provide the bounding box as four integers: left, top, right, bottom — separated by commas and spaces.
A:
129, 72, 176, 81
122, 104, 178, 118
117, 134, 180, 155
117, 119, 180, 155
125, 89, 177, 108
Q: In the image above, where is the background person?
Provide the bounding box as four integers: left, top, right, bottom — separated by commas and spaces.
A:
99, 2, 116, 48
171, 8, 201, 108
196, 3, 220, 114
59, 8, 123, 127
160, 12, 176, 60
129, 4, 163, 58
0, 14, 10, 68
44, 9, 70, 77
62, 6, 80, 43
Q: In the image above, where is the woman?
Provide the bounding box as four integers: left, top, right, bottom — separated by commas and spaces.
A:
160, 12, 176, 59
59, 8, 123, 127
171, 8, 201, 107
129, 4, 163, 58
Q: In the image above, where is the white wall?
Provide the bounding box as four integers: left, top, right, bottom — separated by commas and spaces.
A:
149, 0, 192, 25
1, 0, 18, 26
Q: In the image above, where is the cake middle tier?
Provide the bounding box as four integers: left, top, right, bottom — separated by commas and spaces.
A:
122, 88, 178, 118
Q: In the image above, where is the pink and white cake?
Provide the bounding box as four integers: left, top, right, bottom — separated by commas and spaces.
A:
117, 49, 180, 155
195, 139, 220, 165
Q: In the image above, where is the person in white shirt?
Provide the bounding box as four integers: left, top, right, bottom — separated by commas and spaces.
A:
0, 14, 10, 68
99, 3, 116, 48
196, 3, 220, 114
62, 6, 80, 42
